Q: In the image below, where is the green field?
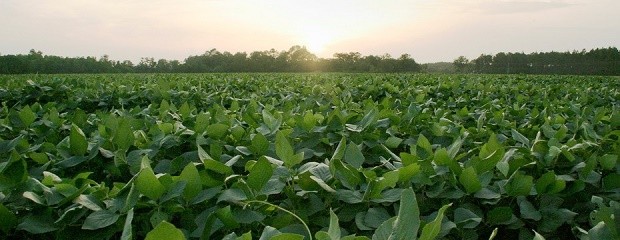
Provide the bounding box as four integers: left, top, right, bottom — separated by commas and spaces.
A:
0, 73, 619, 239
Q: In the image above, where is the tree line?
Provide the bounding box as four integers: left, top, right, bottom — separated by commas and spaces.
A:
453, 47, 620, 76
0, 46, 420, 74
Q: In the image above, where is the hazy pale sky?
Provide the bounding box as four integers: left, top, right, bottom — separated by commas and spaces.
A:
1, 0, 618, 63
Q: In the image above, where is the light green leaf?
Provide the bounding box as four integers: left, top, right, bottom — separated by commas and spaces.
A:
70, 124, 88, 156
459, 167, 482, 194
247, 157, 273, 192
179, 163, 202, 201
251, 133, 269, 155
145, 221, 185, 240
419, 203, 452, 240
328, 209, 341, 240
389, 187, 419, 240
19, 105, 36, 127
136, 166, 166, 200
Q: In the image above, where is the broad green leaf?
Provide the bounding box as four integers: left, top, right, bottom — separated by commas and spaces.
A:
398, 163, 420, 183
487, 207, 513, 224
195, 112, 210, 133
136, 166, 166, 200
0, 203, 17, 233
372, 217, 396, 240
389, 187, 420, 240
454, 207, 482, 228
145, 221, 185, 240
459, 167, 482, 194
179, 163, 202, 201
535, 172, 565, 194
70, 124, 88, 156
588, 221, 613, 240
82, 210, 120, 230
599, 154, 618, 170
271, 233, 305, 240
344, 142, 365, 169
419, 203, 452, 240
247, 157, 273, 192
506, 173, 533, 196
206, 123, 229, 139
602, 173, 620, 191
114, 119, 134, 150
251, 133, 269, 155
0, 159, 27, 191
19, 105, 36, 126
517, 197, 541, 221
385, 136, 403, 149
276, 131, 301, 167
417, 134, 433, 157
216, 206, 240, 228
217, 188, 247, 203
17, 214, 58, 234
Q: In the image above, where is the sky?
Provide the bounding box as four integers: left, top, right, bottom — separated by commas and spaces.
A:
1, 0, 618, 63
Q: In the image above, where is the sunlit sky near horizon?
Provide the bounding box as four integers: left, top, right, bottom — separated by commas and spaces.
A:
1, 0, 618, 63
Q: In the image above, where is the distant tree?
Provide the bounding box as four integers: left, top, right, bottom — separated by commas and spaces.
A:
453, 56, 470, 73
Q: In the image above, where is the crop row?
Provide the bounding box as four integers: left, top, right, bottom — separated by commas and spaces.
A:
0, 73, 618, 239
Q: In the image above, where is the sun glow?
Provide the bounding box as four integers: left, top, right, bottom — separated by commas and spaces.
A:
298, 26, 335, 57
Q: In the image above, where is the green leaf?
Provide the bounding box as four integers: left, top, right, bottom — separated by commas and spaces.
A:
216, 206, 240, 228
271, 233, 305, 240
398, 163, 420, 183
145, 221, 186, 240
419, 203, 452, 240
0, 203, 17, 233
344, 142, 365, 169
417, 134, 433, 157
136, 166, 166, 200
206, 123, 229, 139
588, 221, 613, 240
328, 209, 342, 240
17, 214, 58, 234
372, 217, 396, 240
179, 163, 202, 201
599, 154, 618, 170
19, 105, 36, 126
532, 230, 546, 240
389, 187, 420, 240
114, 119, 134, 150
0, 159, 27, 191
487, 207, 513, 224
331, 137, 347, 161
385, 136, 403, 149
511, 129, 530, 147
506, 173, 533, 196
217, 188, 247, 203
459, 167, 482, 194
276, 131, 301, 167
70, 124, 88, 156
82, 210, 120, 230
454, 207, 482, 228
247, 157, 273, 192
517, 197, 541, 221
251, 133, 269, 155
535, 172, 565, 194
121, 208, 134, 240
194, 112, 211, 133
602, 173, 620, 191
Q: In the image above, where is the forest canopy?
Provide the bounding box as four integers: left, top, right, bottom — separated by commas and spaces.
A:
1, 46, 618, 75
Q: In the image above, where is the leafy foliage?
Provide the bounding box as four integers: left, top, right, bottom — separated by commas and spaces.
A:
0, 73, 618, 239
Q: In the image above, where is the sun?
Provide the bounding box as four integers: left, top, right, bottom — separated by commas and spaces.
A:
299, 26, 334, 56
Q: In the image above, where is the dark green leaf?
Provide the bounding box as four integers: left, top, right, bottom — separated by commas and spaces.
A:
82, 210, 120, 230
